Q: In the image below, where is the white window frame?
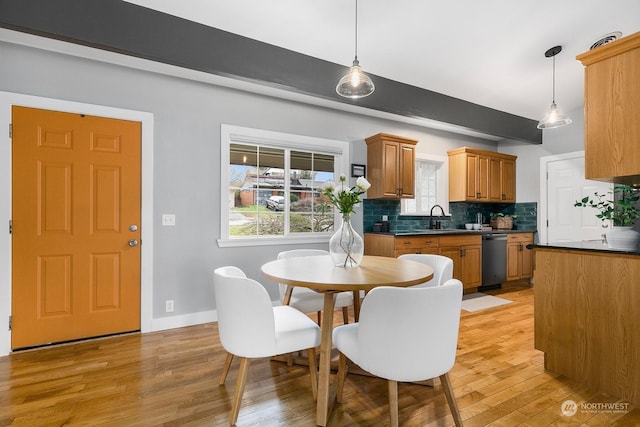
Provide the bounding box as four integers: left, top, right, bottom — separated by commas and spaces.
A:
218, 124, 349, 247
401, 153, 449, 216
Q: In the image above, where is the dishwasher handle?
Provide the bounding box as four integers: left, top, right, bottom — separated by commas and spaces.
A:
482, 233, 508, 240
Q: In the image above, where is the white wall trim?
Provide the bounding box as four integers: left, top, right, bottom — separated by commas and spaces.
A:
0, 91, 154, 356
538, 150, 585, 244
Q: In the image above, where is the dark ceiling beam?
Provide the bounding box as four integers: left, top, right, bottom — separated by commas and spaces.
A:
0, 0, 542, 144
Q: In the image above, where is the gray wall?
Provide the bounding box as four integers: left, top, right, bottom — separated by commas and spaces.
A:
0, 39, 578, 323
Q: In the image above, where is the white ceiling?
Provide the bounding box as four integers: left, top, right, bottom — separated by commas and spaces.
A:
123, 0, 639, 121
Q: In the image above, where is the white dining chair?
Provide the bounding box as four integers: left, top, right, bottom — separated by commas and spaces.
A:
332, 278, 464, 427
212, 266, 321, 425
277, 249, 354, 325
398, 253, 454, 288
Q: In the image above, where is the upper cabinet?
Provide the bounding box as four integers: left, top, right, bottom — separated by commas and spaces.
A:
447, 147, 517, 203
577, 32, 640, 184
365, 133, 418, 199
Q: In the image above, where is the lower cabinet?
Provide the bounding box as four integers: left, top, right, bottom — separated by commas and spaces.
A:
506, 233, 534, 281
439, 235, 482, 290
364, 233, 481, 291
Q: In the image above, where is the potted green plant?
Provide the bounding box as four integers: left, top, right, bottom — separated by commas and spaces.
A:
574, 185, 640, 250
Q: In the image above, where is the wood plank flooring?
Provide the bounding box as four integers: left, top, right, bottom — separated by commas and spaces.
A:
1, 285, 639, 426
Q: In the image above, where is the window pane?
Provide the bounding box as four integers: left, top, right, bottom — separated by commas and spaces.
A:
402, 159, 440, 214
228, 143, 285, 237
290, 151, 335, 233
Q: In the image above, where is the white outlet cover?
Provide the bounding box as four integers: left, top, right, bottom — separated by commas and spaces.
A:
162, 214, 176, 226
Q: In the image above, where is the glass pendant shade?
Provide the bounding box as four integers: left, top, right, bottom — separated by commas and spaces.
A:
336, 59, 375, 98
537, 45, 571, 129
537, 102, 572, 129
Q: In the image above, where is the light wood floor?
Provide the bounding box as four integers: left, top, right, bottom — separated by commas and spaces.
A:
1, 285, 639, 426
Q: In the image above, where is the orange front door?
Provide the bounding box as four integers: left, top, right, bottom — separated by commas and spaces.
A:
11, 106, 141, 349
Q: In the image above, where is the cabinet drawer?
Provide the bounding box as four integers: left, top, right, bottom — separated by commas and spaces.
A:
507, 233, 533, 243
394, 236, 439, 249
438, 235, 482, 247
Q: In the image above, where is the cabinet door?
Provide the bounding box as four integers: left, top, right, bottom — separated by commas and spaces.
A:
465, 154, 478, 200
382, 141, 400, 197
501, 159, 516, 202
579, 35, 640, 181
488, 157, 503, 202
506, 242, 521, 281
461, 245, 482, 288
440, 247, 462, 281
398, 143, 415, 197
477, 155, 490, 201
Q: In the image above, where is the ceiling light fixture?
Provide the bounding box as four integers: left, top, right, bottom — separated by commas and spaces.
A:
336, 0, 374, 99
537, 45, 572, 129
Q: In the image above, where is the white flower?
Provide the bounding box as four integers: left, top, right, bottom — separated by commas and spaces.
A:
355, 176, 371, 191
321, 180, 336, 192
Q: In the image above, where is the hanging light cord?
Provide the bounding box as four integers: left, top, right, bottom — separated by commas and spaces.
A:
354, 0, 359, 62
551, 54, 556, 104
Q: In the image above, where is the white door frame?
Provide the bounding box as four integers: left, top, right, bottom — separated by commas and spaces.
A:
0, 91, 154, 356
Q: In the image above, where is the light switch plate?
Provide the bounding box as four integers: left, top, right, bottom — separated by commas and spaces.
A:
162, 214, 176, 226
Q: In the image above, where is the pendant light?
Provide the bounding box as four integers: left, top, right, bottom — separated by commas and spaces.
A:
336, 0, 375, 98
537, 45, 572, 129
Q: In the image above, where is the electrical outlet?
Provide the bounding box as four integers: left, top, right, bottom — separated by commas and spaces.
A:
165, 300, 174, 313
162, 214, 176, 226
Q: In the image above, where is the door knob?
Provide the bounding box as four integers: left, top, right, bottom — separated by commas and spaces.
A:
129, 224, 138, 232
128, 239, 139, 247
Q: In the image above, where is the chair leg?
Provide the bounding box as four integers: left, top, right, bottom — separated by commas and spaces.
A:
336, 352, 348, 403
219, 352, 234, 385
307, 347, 318, 401
342, 306, 349, 324
230, 357, 250, 426
440, 372, 463, 427
388, 380, 399, 427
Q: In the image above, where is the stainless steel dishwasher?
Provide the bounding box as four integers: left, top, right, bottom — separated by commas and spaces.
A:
481, 233, 507, 287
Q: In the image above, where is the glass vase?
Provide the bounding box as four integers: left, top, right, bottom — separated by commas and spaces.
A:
329, 214, 364, 268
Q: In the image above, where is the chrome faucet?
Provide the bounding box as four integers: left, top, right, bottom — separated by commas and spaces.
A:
429, 204, 445, 229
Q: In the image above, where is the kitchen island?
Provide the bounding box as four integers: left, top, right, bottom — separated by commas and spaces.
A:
532, 241, 640, 406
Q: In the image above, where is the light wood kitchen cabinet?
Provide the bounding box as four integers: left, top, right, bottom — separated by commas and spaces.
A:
439, 235, 482, 290
364, 233, 482, 291
506, 232, 533, 281
448, 147, 517, 203
365, 133, 418, 199
576, 32, 640, 184
364, 233, 438, 257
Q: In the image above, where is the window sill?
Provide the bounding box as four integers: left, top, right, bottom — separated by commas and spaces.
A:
217, 234, 331, 248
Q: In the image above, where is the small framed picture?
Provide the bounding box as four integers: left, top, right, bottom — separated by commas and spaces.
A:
351, 164, 366, 178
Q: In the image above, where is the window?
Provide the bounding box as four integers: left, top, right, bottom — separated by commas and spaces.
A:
401, 155, 449, 215
219, 125, 349, 247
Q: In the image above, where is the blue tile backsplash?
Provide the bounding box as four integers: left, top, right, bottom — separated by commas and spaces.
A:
363, 200, 537, 232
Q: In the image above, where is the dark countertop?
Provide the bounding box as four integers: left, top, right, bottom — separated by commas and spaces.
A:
531, 240, 640, 256
366, 229, 537, 237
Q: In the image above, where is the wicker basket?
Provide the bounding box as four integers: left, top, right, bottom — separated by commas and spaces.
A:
490, 216, 513, 230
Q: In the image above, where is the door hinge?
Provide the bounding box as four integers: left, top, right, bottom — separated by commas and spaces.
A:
8, 316, 12, 331
8, 220, 12, 234
9, 123, 12, 139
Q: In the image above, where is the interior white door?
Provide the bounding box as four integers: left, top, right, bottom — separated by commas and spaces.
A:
546, 155, 611, 243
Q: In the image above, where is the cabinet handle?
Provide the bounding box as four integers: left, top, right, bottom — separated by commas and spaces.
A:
476, 192, 481, 198
460, 248, 466, 257
502, 194, 506, 200
403, 242, 411, 245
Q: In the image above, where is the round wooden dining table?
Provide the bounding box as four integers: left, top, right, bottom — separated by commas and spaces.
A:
261, 254, 434, 426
